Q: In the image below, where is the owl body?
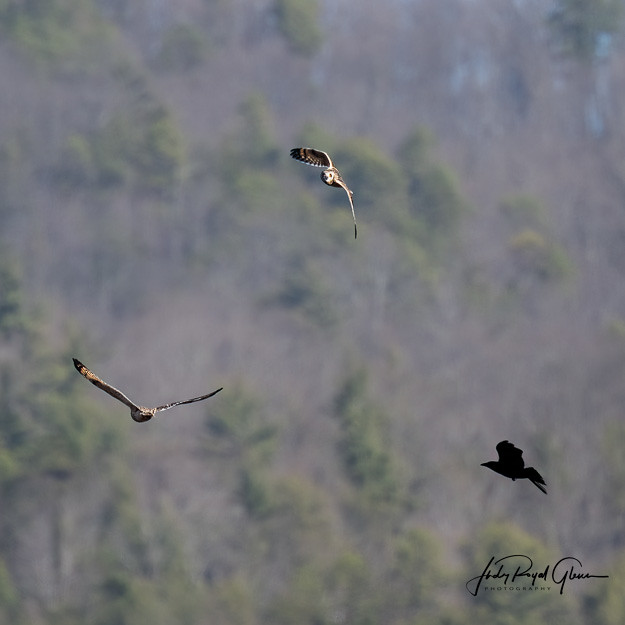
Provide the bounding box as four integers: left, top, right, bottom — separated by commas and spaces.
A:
131, 407, 156, 422
321, 168, 338, 187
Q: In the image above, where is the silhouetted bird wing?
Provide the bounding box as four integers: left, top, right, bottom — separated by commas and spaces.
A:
73, 358, 139, 411
154, 387, 223, 413
496, 440, 525, 470
524, 467, 548, 494
290, 147, 333, 168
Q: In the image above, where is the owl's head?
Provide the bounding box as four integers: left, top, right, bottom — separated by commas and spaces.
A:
321, 169, 335, 185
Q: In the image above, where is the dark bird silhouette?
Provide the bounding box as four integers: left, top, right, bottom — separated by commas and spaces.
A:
290, 147, 357, 238
481, 440, 547, 494
73, 358, 222, 423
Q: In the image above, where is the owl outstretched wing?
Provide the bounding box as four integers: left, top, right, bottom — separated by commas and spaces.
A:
73, 358, 139, 411
155, 387, 223, 413
290, 147, 333, 168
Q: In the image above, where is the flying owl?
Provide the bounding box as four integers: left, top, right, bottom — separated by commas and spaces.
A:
290, 147, 357, 239
73, 358, 223, 423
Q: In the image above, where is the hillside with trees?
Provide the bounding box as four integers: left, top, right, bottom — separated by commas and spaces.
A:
1, 0, 625, 623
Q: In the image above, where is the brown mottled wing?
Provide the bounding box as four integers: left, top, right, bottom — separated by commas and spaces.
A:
290, 147, 333, 168
496, 440, 525, 470
334, 175, 358, 239
73, 358, 138, 411
154, 387, 223, 413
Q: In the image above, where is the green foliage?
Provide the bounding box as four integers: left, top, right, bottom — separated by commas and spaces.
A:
605, 317, 625, 341
0, 265, 122, 488
205, 385, 276, 461
0, 254, 27, 339
57, 100, 185, 196
205, 385, 278, 517
262, 476, 334, 568
0, 0, 112, 69
90, 115, 133, 188
464, 522, 552, 576
467, 194, 575, 312
100, 462, 150, 573
133, 105, 185, 194
0, 440, 19, 483
150, 501, 205, 625
238, 465, 275, 519
411, 164, 465, 237
508, 228, 572, 283
230, 169, 282, 213
396, 126, 433, 175
387, 528, 444, 615
548, 0, 622, 60
332, 367, 398, 506
56, 133, 98, 188
156, 24, 206, 71
275, 0, 323, 56
294, 122, 338, 155
0, 135, 27, 224
92, 569, 166, 625
51, 62, 185, 196
152, 499, 188, 579
499, 194, 547, 229
262, 257, 337, 328
216, 93, 281, 216
584, 550, 625, 625
208, 576, 257, 625
272, 477, 331, 536
0, 362, 29, 483
335, 137, 407, 215
265, 553, 377, 625
325, 551, 377, 624
27, 386, 100, 479
233, 93, 280, 167
86, 526, 206, 625
264, 564, 327, 625
0, 273, 140, 625
0, 557, 20, 622
94, 570, 138, 624
600, 420, 625, 516
463, 523, 580, 624
397, 129, 466, 249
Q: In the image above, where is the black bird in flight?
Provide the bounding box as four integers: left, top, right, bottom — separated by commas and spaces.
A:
290, 147, 357, 239
481, 440, 547, 494
73, 358, 223, 423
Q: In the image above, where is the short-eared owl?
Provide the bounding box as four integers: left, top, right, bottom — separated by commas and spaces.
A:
290, 147, 357, 239
73, 358, 223, 423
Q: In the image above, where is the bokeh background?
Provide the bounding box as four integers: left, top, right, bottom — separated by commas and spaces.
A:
1, 0, 625, 623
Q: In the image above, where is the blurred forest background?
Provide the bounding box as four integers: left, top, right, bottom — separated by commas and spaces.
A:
1, 0, 625, 623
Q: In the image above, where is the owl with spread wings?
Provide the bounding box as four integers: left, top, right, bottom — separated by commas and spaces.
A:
290, 147, 357, 239
73, 358, 222, 423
